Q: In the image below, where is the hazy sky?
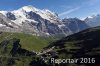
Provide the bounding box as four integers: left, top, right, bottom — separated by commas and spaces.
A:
0, 0, 100, 19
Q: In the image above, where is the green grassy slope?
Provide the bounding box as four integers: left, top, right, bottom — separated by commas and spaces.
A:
0, 32, 57, 52
0, 38, 36, 66
0, 32, 61, 66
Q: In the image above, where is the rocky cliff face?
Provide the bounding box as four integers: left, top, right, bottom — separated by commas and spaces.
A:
62, 18, 89, 33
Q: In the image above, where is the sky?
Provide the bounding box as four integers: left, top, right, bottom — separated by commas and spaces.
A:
0, 0, 100, 19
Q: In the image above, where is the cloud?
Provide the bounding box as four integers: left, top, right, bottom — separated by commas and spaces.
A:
59, 7, 80, 17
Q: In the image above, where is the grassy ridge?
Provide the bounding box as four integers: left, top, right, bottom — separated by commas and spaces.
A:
0, 32, 57, 52
46, 26, 100, 66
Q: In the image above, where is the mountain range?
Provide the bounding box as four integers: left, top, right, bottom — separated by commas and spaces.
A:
85, 14, 100, 27
0, 5, 89, 36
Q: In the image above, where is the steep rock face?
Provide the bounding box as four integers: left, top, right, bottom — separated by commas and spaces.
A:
62, 18, 89, 33
0, 13, 12, 27
0, 5, 89, 36
0, 13, 22, 32
85, 14, 100, 27
6, 12, 16, 20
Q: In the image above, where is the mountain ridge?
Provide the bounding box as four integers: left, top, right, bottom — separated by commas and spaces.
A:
85, 14, 100, 27
43, 26, 100, 66
0, 5, 89, 36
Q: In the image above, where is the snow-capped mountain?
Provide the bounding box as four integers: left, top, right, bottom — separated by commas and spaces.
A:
0, 5, 89, 36
1, 5, 59, 25
85, 14, 100, 27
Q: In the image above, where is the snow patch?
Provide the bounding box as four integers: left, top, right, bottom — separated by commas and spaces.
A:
0, 24, 6, 27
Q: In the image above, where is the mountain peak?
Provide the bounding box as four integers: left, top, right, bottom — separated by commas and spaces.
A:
19, 5, 39, 12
